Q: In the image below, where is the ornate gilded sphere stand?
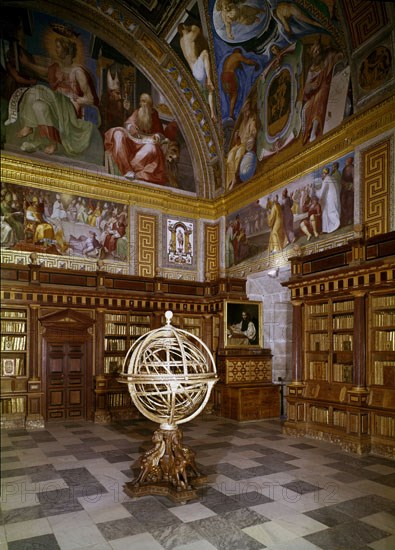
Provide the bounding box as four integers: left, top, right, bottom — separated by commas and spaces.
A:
120, 311, 218, 503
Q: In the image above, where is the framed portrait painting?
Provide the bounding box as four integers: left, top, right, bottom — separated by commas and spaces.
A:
224, 300, 263, 349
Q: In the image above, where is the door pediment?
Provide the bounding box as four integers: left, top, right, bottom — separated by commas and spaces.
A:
40, 308, 94, 335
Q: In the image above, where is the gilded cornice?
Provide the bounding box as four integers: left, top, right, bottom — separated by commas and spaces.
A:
0, 152, 220, 220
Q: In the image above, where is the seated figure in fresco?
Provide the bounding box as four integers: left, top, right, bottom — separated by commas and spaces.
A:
6, 31, 102, 162
105, 93, 172, 185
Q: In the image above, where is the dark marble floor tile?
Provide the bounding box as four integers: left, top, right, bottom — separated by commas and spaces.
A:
243, 464, 290, 478
289, 443, 318, 449
64, 423, 84, 428
38, 487, 84, 516
1, 445, 14, 452
190, 515, 265, 550
2, 505, 44, 524
122, 495, 182, 529
71, 450, 102, 460
1, 467, 27, 478
30, 464, 62, 482
304, 519, 391, 549
79, 436, 106, 443
374, 472, 395, 487
254, 458, 299, 473
11, 439, 38, 449
326, 461, 382, 480
7, 430, 29, 437
282, 480, 322, 495
96, 516, 146, 540
150, 522, 204, 550
44, 450, 70, 457
329, 471, 367, 483
1, 455, 20, 463
214, 463, 263, 481
305, 505, 355, 527
333, 494, 395, 518
29, 431, 57, 442
100, 449, 133, 463
222, 507, 270, 527
232, 490, 273, 507
8, 534, 61, 550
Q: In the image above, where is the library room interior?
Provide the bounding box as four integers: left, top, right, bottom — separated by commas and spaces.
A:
1, 1, 394, 549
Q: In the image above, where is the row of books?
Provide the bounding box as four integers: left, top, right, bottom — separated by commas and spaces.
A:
375, 415, 395, 438
1, 397, 25, 414
1, 321, 27, 333
333, 363, 353, 383
373, 361, 395, 385
1, 336, 26, 351
107, 392, 131, 408
373, 295, 395, 307
375, 331, 395, 351
374, 312, 395, 327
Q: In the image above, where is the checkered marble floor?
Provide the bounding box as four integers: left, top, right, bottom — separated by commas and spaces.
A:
1, 415, 394, 549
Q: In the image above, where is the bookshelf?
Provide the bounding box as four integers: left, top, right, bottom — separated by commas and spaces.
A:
370, 293, 395, 386
0, 307, 28, 419
305, 299, 354, 384
283, 232, 395, 457
104, 312, 151, 374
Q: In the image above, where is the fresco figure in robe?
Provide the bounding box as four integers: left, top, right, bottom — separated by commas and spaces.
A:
105, 92, 175, 185
7, 30, 101, 159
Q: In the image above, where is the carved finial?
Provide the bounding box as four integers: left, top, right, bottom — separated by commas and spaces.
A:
165, 310, 173, 325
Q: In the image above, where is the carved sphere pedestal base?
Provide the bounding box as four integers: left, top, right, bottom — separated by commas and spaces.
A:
124, 424, 208, 503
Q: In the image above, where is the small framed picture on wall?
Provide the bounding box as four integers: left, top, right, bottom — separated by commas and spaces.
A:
224, 300, 263, 349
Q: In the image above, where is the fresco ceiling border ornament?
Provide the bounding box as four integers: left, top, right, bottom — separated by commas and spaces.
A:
5, 0, 223, 199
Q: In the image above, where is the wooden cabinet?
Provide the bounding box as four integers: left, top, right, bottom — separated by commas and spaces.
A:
284, 231, 395, 457
218, 383, 280, 421
214, 348, 280, 421
0, 307, 28, 424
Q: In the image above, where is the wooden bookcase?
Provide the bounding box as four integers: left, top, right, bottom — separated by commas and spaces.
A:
283, 231, 395, 457
104, 311, 151, 374
0, 267, 248, 428
0, 307, 28, 425
305, 298, 354, 384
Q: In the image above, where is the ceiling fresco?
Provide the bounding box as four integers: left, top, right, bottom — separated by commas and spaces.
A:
0, 0, 394, 201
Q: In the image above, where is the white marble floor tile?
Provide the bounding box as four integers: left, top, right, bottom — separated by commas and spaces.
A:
368, 534, 395, 550
243, 520, 298, 546
168, 502, 217, 522
79, 494, 132, 523
5, 517, 52, 541
48, 511, 108, 550
361, 511, 395, 534
109, 532, 165, 549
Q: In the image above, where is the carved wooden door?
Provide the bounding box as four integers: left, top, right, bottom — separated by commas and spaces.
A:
46, 341, 86, 420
